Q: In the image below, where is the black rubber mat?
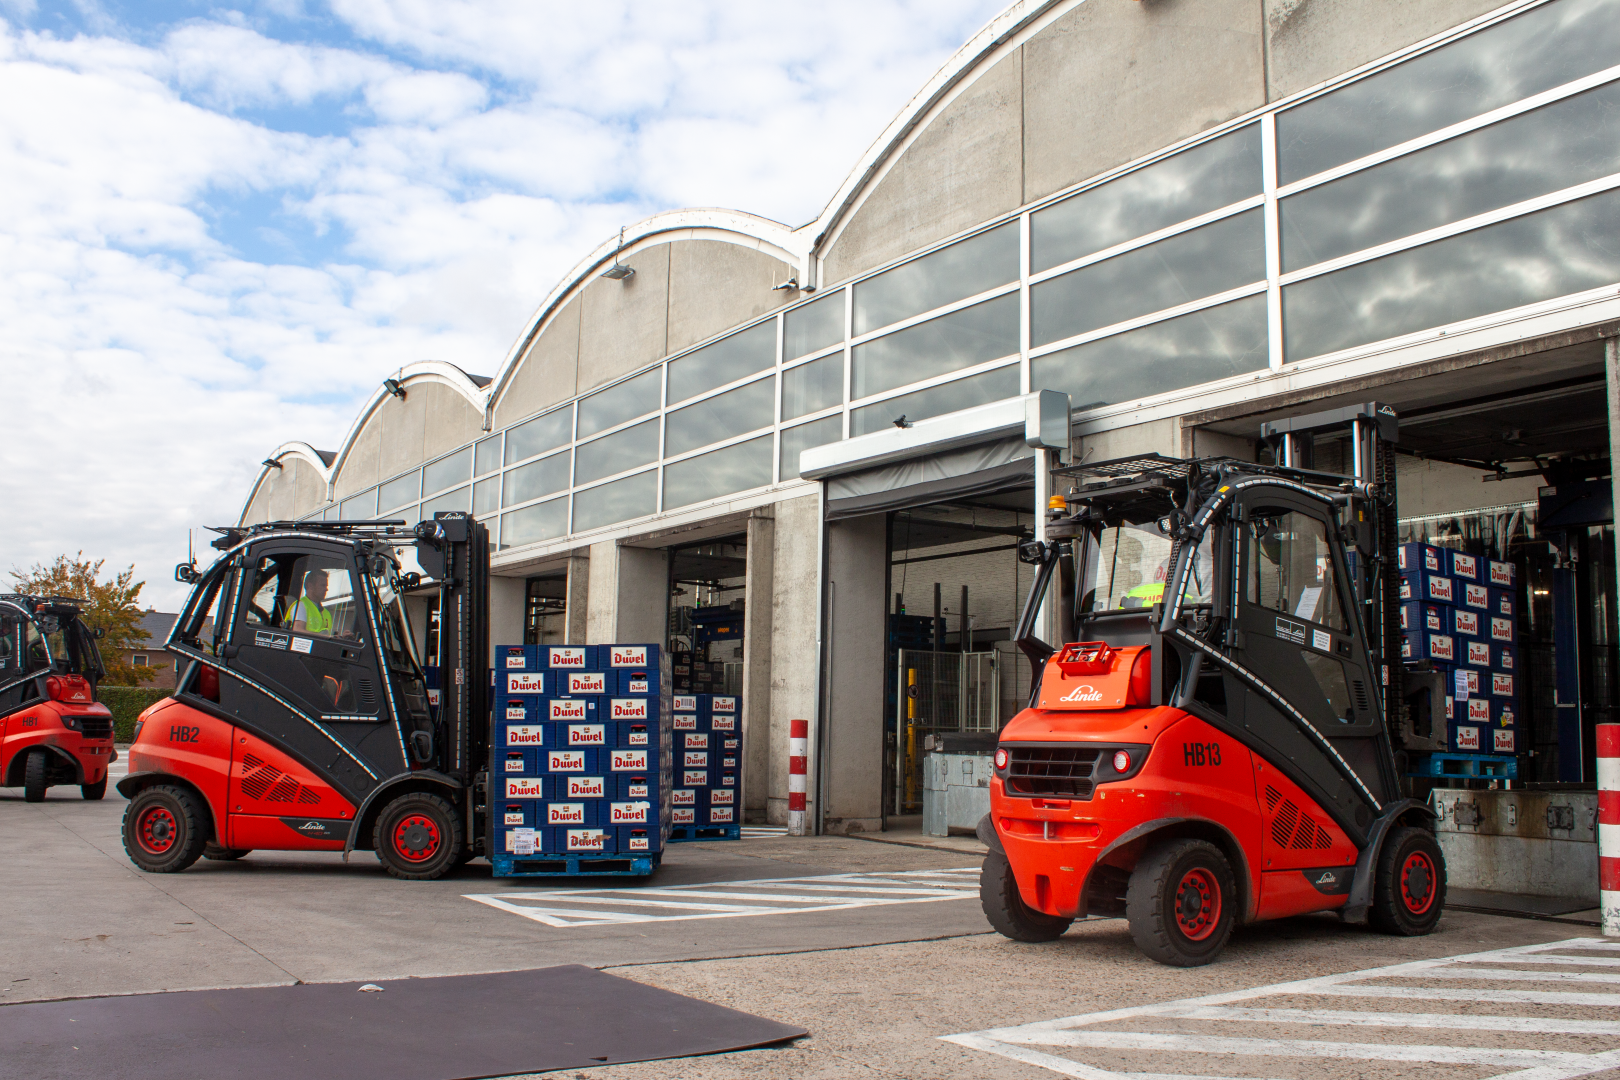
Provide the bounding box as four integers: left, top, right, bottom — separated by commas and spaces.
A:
2, 965, 806, 1080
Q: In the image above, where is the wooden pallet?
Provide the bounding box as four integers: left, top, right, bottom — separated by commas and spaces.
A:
665, 824, 742, 843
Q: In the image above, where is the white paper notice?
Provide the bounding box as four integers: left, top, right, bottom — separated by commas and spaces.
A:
290, 637, 313, 654
1294, 587, 1323, 621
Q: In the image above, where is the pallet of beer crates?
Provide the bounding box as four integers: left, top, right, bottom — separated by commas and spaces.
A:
1399, 542, 1520, 780
489, 643, 672, 875
668, 693, 742, 842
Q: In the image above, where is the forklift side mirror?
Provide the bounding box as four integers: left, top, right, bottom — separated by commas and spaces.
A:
175, 562, 199, 584
93, 627, 106, 639
1017, 540, 1047, 565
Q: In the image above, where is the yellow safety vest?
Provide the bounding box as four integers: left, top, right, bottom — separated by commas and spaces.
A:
293, 595, 332, 634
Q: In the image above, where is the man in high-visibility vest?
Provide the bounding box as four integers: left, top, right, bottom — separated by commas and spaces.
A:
289, 570, 334, 635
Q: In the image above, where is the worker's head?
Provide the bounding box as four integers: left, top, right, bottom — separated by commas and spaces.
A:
304, 569, 329, 602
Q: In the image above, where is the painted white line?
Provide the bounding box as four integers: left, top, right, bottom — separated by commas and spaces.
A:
1152, 1005, 1620, 1035
1002, 1030, 1593, 1069
1304, 984, 1620, 1007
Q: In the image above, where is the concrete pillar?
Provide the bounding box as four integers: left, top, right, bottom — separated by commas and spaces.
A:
768, 494, 821, 826
741, 509, 775, 823
586, 540, 668, 644
563, 553, 589, 645
488, 575, 526, 650
822, 512, 887, 834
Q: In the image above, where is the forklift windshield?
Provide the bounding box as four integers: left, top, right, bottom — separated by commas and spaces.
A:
1079, 524, 1213, 613
368, 557, 431, 721
31, 609, 105, 680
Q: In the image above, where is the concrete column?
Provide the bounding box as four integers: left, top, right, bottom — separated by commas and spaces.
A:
563, 553, 589, 645
768, 494, 821, 826
488, 575, 526, 650
822, 512, 887, 834
741, 509, 776, 823
586, 540, 668, 644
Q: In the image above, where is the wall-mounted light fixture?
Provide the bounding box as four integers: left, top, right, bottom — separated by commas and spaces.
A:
601, 226, 635, 281
771, 277, 799, 292
261, 458, 283, 470
383, 378, 406, 400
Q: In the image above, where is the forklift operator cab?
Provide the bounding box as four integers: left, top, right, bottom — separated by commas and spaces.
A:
982, 453, 1441, 966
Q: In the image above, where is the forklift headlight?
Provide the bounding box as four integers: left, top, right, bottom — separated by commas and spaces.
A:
1113, 750, 1132, 773
994, 748, 1008, 770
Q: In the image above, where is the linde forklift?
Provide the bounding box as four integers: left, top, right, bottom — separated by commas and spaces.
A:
981, 403, 1446, 966
0, 595, 115, 801
118, 513, 489, 880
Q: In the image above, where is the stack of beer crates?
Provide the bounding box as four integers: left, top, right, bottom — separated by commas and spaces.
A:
1398, 542, 1519, 761
490, 643, 672, 875
668, 693, 742, 841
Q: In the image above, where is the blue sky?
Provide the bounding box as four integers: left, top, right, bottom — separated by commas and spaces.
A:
0, 0, 1006, 607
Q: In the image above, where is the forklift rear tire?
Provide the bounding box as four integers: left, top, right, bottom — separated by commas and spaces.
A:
1368, 826, 1446, 936
123, 785, 209, 873
981, 850, 1073, 942
1127, 839, 1237, 967
23, 750, 48, 802
81, 778, 107, 801
374, 792, 463, 881
203, 843, 251, 861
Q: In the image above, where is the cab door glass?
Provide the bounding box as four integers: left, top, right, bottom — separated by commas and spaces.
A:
234, 552, 380, 717
0, 612, 18, 677
23, 619, 50, 673
1244, 511, 1348, 630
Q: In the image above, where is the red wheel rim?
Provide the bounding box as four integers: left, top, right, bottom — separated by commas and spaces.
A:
136, 805, 178, 855
1174, 867, 1222, 941
393, 813, 441, 863
1400, 850, 1437, 915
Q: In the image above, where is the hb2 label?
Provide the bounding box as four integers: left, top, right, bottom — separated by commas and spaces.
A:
170, 725, 201, 743
1183, 742, 1220, 766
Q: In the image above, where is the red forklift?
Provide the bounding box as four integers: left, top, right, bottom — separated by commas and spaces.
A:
981, 403, 1445, 965
117, 513, 490, 880
0, 594, 115, 801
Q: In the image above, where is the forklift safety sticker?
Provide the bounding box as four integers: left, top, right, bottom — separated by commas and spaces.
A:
709, 715, 736, 732
548, 750, 586, 771
684, 732, 709, 749
505, 704, 528, 721
609, 645, 648, 667
548, 803, 587, 825
255, 630, 291, 650
711, 697, 737, 713
567, 672, 606, 694
548, 647, 586, 668
506, 725, 544, 746
566, 776, 605, 798
1274, 617, 1306, 644
611, 698, 649, 720
550, 699, 588, 721
612, 749, 648, 772
1310, 629, 1330, 652
505, 777, 545, 799
290, 637, 313, 654
673, 695, 697, 711
672, 789, 695, 806
674, 714, 698, 730
507, 672, 545, 695
567, 724, 606, 746
610, 801, 650, 823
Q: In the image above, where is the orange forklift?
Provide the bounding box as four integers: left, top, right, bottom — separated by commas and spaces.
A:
981, 403, 1444, 965
0, 595, 115, 801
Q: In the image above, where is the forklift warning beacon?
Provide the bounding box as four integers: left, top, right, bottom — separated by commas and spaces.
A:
983, 403, 1447, 966
118, 513, 489, 880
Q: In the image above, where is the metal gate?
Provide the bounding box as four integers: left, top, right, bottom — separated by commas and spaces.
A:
894, 650, 1000, 812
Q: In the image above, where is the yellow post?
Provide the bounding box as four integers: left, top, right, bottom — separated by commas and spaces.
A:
905, 668, 918, 810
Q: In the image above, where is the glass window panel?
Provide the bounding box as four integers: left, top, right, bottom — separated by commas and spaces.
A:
573, 418, 659, 486
667, 321, 775, 405
390, 503, 420, 527
339, 489, 376, 520
782, 352, 844, 421
1031, 208, 1264, 348
785, 291, 845, 360
378, 472, 420, 512
1282, 187, 1620, 361
423, 446, 471, 496
850, 365, 1020, 437
1031, 125, 1262, 273
1276, 0, 1620, 184
473, 476, 499, 517
853, 222, 1019, 336
1033, 294, 1268, 413
780, 415, 843, 480
573, 470, 656, 533
503, 450, 571, 507
663, 434, 774, 510
475, 435, 502, 476
501, 497, 568, 550
578, 367, 660, 438
1245, 511, 1349, 632
852, 293, 1018, 400
421, 485, 469, 521
665, 376, 774, 458
505, 407, 571, 464
1282, 80, 1620, 272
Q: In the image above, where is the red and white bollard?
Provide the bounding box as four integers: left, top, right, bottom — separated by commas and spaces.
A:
788, 719, 808, 836
1600, 723, 1620, 936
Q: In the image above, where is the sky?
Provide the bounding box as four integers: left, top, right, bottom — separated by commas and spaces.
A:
0, 0, 1008, 610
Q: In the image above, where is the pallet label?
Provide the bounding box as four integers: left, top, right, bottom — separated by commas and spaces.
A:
673, 695, 697, 711
611, 749, 648, 772
550, 699, 588, 721
684, 732, 709, 749
510, 827, 537, 855
548, 803, 587, 825
506, 672, 545, 695
548, 750, 586, 772
506, 725, 544, 746
505, 777, 545, 799
566, 776, 605, 798
567, 672, 607, 694
567, 723, 606, 746
610, 801, 651, 824
548, 646, 587, 668
610, 645, 648, 667
611, 698, 649, 720
674, 714, 698, 730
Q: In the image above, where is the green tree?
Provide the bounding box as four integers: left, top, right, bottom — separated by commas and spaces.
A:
9, 553, 163, 686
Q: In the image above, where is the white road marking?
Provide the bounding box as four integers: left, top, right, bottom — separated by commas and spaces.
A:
742, 826, 787, 838
465, 866, 979, 928
944, 937, 1620, 1080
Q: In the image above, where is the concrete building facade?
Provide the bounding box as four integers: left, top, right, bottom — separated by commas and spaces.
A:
242, 0, 1620, 831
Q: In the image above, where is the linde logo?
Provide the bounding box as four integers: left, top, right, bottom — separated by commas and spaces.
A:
627, 782, 649, 798
1492, 617, 1513, 641
549, 700, 587, 721
612, 749, 648, 772
548, 803, 586, 825
1314, 871, 1338, 887
673, 696, 697, 712
1061, 685, 1104, 703
610, 802, 649, 823
1490, 562, 1513, 586
674, 714, 698, 730
672, 788, 695, 806
1465, 583, 1489, 608
548, 750, 586, 772
1455, 611, 1478, 635
710, 807, 734, 823
610, 645, 647, 667
1468, 698, 1491, 723
567, 776, 605, 798
711, 696, 736, 713
1429, 577, 1454, 602
566, 829, 607, 852
505, 704, 528, 721
506, 672, 545, 695
684, 751, 709, 768
1430, 635, 1454, 661
611, 698, 648, 720
505, 753, 525, 773
549, 647, 586, 668
673, 808, 695, 824
684, 732, 709, 749
1493, 673, 1514, 696
711, 789, 734, 806
1467, 642, 1491, 666
1457, 726, 1481, 751
506, 725, 544, 746
568, 672, 606, 694
627, 678, 650, 694
683, 770, 707, 787
1454, 552, 1478, 579
505, 777, 544, 799
628, 728, 648, 746
567, 724, 606, 746
709, 715, 735, 732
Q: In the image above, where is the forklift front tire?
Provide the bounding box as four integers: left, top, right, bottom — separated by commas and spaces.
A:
981, 850, 1073, 942
123, 785, 209, 873
373, 792, 464, 881
81, 778, 107, 801
1368, 826, 1446, 936
1127, 838, 1237, 967
23, 750, 47, 802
